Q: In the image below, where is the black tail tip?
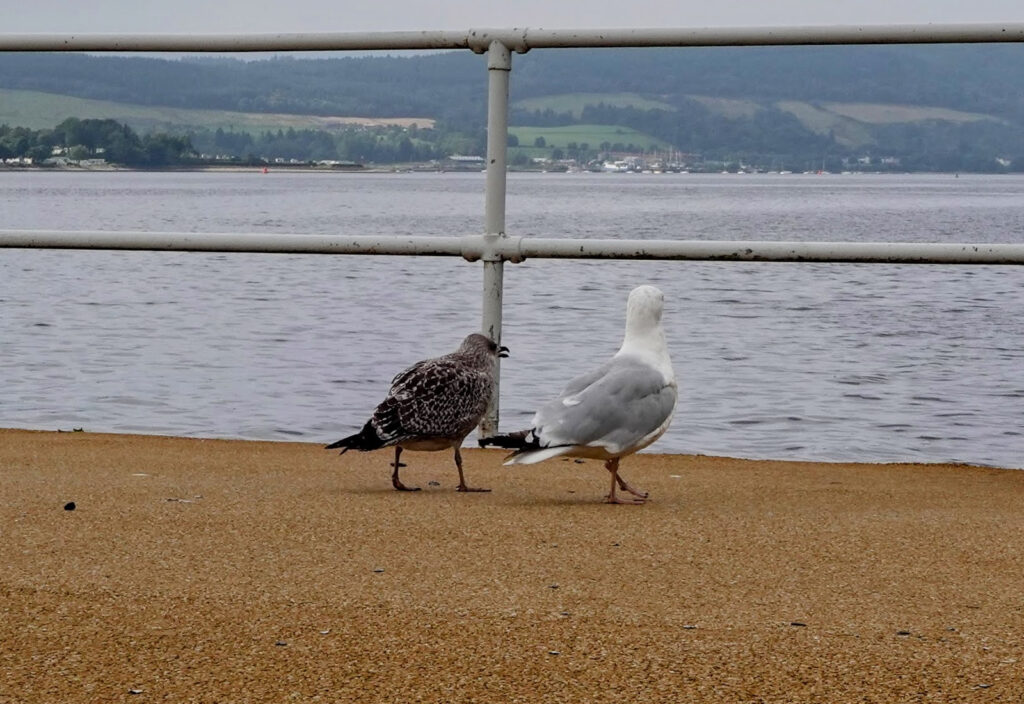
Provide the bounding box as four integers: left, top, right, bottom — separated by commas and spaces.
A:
478, 432, 529, 450
325, 440, 352, 455
325, 424, 383, 453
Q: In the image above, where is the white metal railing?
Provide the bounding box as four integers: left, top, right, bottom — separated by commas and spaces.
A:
3, 24, 1024, 435
4, 230, 1024, 264
3, 23, 1024, 52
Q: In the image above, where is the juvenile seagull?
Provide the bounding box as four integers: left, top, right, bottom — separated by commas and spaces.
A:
481, 285, 676, 504
326, 333, 509, 492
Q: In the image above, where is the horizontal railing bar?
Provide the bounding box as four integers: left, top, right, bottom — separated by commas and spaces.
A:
517, 238, 1024, 264
3, 230, 1024, 264
1, 23, 1023, 53
0, 30, 479, 54
0, 230, 470, 256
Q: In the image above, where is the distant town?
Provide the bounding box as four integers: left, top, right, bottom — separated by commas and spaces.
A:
0, 129, 964, 176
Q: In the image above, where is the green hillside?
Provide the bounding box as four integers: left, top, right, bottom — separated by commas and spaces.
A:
514, 91, 1009, 150
0, 89, 433, 133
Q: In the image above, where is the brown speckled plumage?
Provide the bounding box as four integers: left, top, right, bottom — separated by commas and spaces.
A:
326, 333, 507, 492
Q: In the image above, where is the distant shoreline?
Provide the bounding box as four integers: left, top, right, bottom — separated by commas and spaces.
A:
1, 163, 1014, 176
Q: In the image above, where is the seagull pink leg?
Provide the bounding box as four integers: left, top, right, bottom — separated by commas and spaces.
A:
454, 447, 490, 492
391, 447, 420, 491
603, 458, 646, 504
615, 472, 649, 500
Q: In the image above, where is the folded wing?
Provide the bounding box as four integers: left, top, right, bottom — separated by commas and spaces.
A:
530, 355, 677, 456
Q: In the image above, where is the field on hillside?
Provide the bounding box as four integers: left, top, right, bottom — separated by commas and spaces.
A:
821, 101, 1001, 124
0, 89, 434, 133
774, 100, 875, 148
513, 92, 675, 118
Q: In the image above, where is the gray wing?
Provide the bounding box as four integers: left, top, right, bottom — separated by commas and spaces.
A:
371, 358, 492, 443
533, 356, 677, 454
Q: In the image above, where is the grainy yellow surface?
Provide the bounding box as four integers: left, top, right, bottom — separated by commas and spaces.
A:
1, 428, 1022, 703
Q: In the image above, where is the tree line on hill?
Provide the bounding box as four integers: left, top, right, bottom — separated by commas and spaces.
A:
0, 118, 192, 166
0, 118, 487, 166
191, 124, 485, 163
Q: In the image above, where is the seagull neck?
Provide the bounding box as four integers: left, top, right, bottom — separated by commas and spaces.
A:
617, 325, 670, 364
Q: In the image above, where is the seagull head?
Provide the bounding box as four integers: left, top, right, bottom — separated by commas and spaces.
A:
626, 285, 665, 329
460, 333, 510, 361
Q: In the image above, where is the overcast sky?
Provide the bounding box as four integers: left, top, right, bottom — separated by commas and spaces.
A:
3, 0, 1024, 34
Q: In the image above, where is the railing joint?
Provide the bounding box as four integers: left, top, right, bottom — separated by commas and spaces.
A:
485, 39, 512, 69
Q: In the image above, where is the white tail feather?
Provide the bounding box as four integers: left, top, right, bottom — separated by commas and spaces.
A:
504, 446, 573, 465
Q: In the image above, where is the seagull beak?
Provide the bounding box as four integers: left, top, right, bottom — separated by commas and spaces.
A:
498, 345, 510, 358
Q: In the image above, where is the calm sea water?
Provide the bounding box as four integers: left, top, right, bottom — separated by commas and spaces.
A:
1, 170, 1022, 468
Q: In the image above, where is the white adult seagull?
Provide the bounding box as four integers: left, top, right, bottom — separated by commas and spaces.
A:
481, 285, 677, 504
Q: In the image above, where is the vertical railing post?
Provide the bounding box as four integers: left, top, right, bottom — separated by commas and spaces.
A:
480, 39, 511, 438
